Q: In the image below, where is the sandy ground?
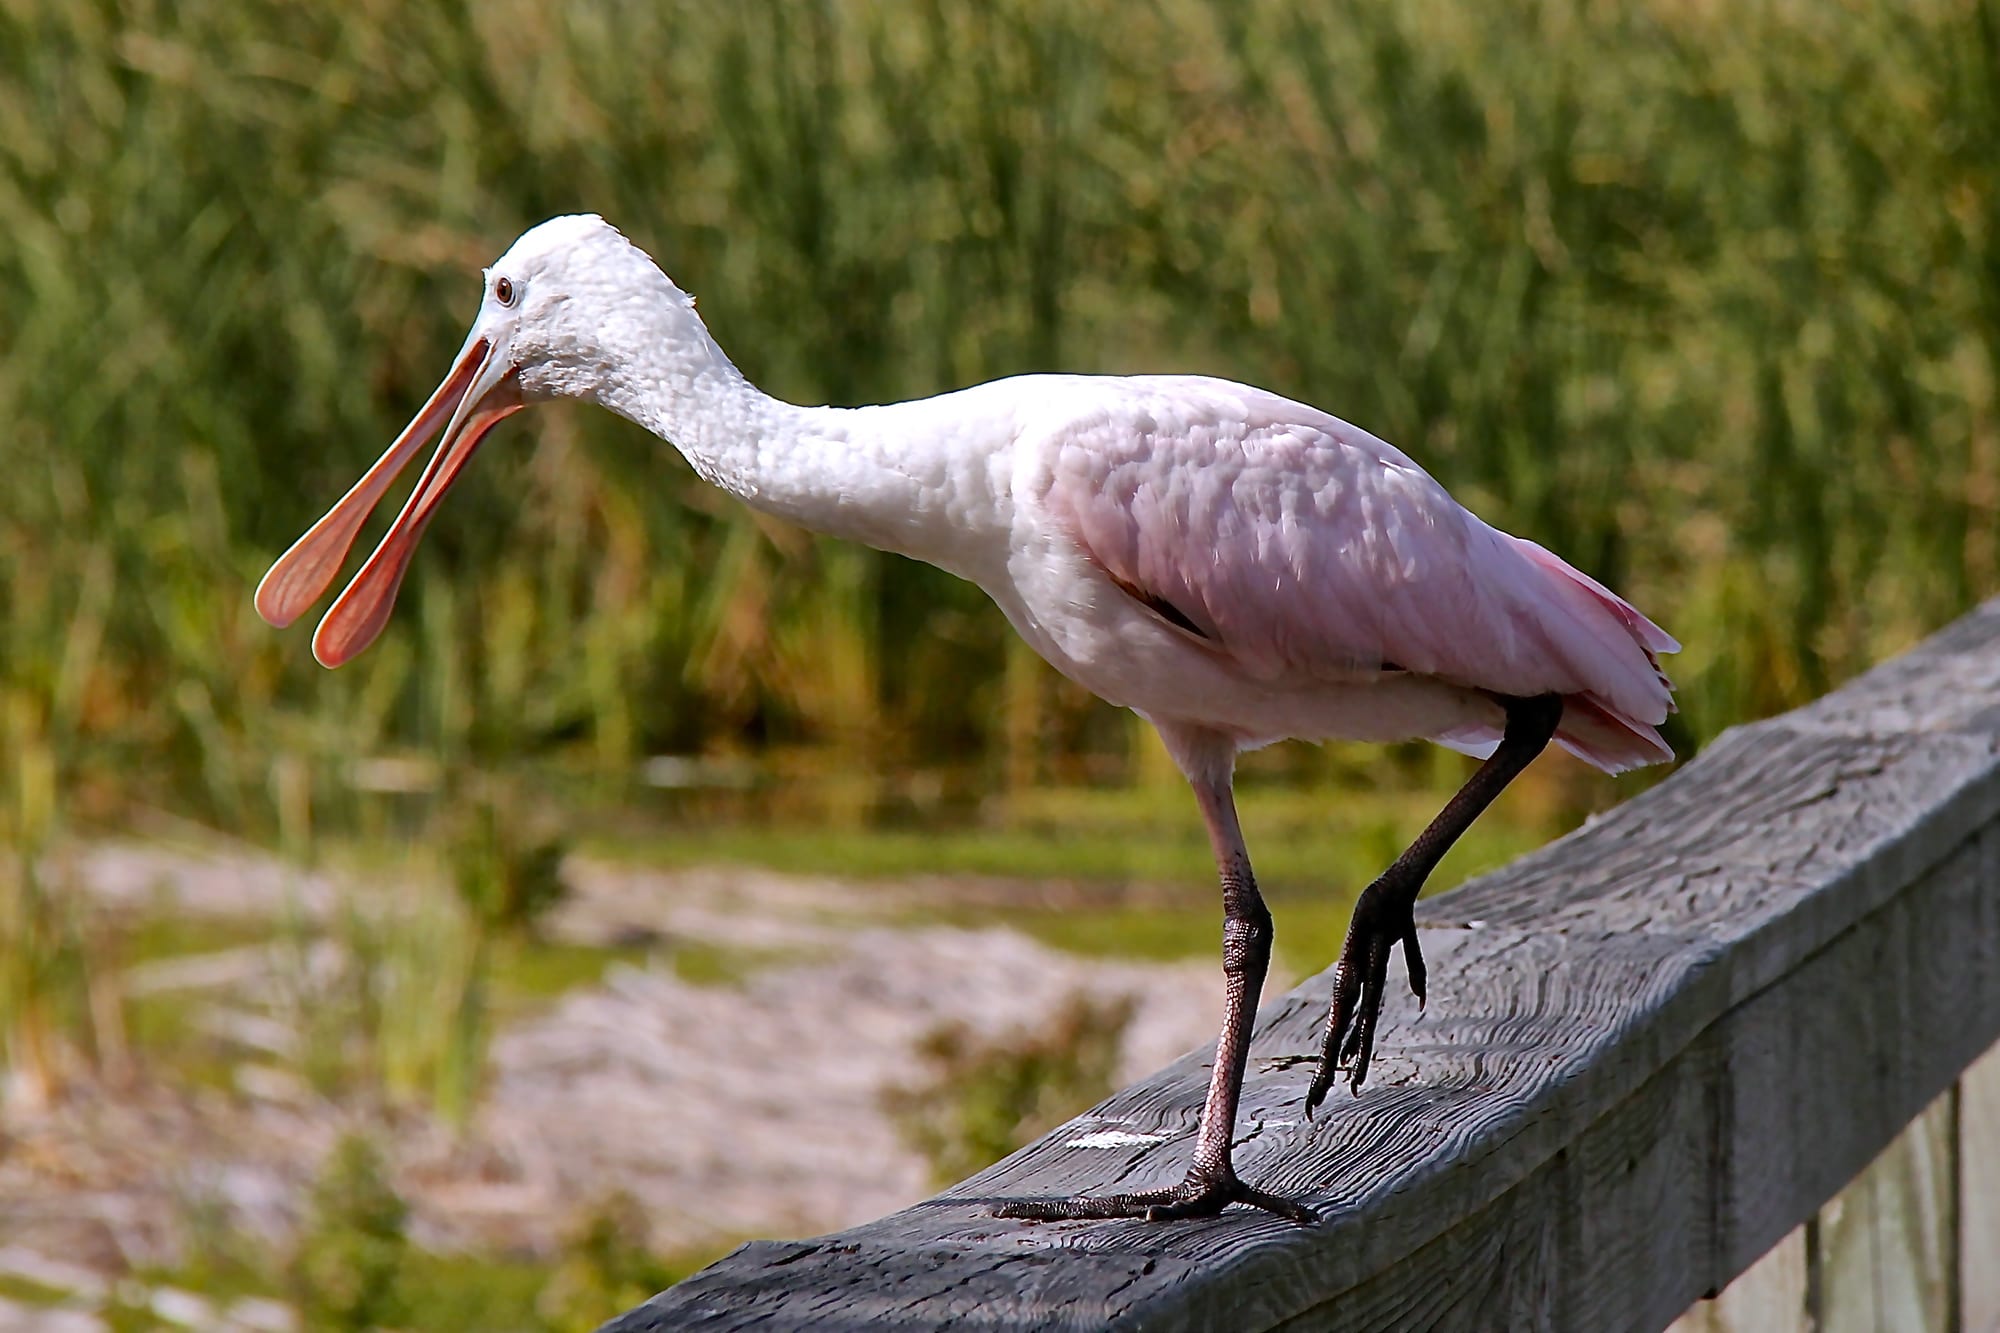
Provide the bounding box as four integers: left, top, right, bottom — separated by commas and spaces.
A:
0, 843, 1223, 1326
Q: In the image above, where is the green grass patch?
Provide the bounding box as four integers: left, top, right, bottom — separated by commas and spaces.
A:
110, 913, 279, 1092
489, 937, 654, 1007
120, 913, 275, 968
584, 777, 1552, 980
584, 821, 1210, 884
391, 1240, 725, 1333
389, 1250, 558, 1333
122, 992, 241, 1093
666, 940, 794, 989
926, 887, 1360, 989
0, 1273, 69, 1307
586, 779, 1553, 896
91, 1241, 725, 1333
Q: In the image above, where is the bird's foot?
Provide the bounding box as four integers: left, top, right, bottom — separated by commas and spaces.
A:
1304, 879, 1423, 1115
991, 1163, 1316, 1225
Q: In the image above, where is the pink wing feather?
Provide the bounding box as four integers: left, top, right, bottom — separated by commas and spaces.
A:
1044, 377, 1677, 773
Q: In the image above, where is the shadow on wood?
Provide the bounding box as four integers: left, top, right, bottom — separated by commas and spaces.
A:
600, 599, 2000, 1332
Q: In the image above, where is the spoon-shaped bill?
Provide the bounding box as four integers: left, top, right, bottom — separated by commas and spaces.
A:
310, 357, 522, 668
254, 338, 495, 630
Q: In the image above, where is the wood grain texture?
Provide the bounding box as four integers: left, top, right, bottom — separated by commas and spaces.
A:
600, 599, 2000, 1333
1817, 1090, 1956, 1333
1960, 1040, 2000, 1333
1665, 1229, 1809, 1333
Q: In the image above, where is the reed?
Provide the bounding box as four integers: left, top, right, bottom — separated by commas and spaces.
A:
0, 0, 1993, 827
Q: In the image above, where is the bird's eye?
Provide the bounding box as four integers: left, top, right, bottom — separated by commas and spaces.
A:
494, 275, 517, 306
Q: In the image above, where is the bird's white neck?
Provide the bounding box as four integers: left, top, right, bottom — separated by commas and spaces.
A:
552, 268, 1010, 581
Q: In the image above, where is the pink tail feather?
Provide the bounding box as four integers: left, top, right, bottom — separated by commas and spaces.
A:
1437, 538, 1679, 775
1554, 691, 1674, 773
1512, 539, 1679, 657
1508, 537, 1679, 773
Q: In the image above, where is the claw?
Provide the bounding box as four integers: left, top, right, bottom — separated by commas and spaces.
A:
1292, 696, 1553, 1120
1306, 956, 1360, 1117
1339, 1011, 1366, 1066
1305, 887, 1419, 1104
1304, 1067, 1332, 1119
1347, 1025, 1374, 1090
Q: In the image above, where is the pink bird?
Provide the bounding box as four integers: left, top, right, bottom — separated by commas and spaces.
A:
257, 216, 1677, 1224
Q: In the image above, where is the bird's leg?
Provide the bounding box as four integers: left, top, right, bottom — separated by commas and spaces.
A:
994, 768, 1315, 1225
1305, 693, 1564, 1115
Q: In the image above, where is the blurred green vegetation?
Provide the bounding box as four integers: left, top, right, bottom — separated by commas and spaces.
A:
95, 1133, 711, 1333
886, 992, 1138, 1185
4, 0, 1997, 843
289, 1132, 411, 1332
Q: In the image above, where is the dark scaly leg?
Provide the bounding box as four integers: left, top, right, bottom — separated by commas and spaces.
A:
1304, 693, 1564, 1116
994, 754, 1315, 1224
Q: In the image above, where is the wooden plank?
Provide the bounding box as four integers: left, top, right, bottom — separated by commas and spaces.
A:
600, 599, 2000, 1332
1706, 825, 2000, 1285
1665, 1229, 1809, 1333
1961, 1039, 2000, 1333
1817, 1089, 1957, 1333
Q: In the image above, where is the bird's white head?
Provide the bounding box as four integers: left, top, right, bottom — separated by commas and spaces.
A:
481, 214, 698, 404
253, 214, 691, 667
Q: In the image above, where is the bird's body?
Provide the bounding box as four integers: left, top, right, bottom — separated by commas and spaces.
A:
502, 262, 1676, 768
977, 372, 1670, 770
259, 215, 1677, 1224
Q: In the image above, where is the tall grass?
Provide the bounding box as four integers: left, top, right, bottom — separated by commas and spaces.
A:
2, 0, 1997, 835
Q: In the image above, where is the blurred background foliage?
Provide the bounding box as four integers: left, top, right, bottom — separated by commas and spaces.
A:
4, 0, 1997, 842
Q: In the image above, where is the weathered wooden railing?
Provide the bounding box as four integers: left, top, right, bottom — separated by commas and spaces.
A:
601, 599, 2000, 1332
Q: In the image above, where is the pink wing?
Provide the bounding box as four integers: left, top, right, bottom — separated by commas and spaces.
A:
1042, 377, 1678, 773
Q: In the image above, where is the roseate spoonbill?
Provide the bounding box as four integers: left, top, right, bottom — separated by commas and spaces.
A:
256, 215, 1677, 1224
